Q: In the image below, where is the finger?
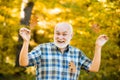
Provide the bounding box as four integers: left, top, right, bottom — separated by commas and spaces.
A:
19, 28, 30, 34
101, 35, 109, 40
98, 34, 108, 39
19, 28, 25, 33
104, 35, 109, 39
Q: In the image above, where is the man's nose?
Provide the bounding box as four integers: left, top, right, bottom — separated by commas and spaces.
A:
58, 35, 64, 39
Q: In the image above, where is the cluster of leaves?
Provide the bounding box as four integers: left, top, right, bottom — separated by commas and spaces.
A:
0, 0, 119, 80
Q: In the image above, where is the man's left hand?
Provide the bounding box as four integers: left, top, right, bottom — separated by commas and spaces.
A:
96, 34, 109, 47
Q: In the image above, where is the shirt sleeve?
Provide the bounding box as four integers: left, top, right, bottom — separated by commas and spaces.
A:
79, 51, 92, 71
28, 45, 41, 66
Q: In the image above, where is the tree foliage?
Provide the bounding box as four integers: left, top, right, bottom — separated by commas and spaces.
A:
0, 0, 119, 80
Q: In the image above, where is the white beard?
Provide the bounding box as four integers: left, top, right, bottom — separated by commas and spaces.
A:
54, 38, 71, 49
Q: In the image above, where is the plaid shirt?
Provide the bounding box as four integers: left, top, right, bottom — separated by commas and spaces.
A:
28, 42, 92, 80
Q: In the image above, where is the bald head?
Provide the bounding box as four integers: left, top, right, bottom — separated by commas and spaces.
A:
55, 22, 73, 34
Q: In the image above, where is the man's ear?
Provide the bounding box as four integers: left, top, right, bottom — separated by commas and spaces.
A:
70, 33, 73, 40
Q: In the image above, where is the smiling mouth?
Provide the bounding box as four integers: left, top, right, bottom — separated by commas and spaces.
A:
57, 40, 65, 43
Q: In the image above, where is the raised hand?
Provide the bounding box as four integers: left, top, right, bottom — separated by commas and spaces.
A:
19, 28, 31, 42
95, 34, 108, 47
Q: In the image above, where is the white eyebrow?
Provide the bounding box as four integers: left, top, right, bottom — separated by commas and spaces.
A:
56, 31, 68, 33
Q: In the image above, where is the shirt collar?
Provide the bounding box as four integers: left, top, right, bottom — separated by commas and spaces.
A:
51, 42, 70, 53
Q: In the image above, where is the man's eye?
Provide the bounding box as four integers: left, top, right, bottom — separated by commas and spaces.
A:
63, 34, 67, 36
56, 33, 60, 35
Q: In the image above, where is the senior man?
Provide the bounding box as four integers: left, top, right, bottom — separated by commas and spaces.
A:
19, 22, 108, 80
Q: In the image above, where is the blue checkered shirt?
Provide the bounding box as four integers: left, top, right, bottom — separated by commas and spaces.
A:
28, 42, 92, 80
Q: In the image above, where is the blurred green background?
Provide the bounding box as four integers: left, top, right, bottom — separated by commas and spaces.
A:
0, 0, 120, 80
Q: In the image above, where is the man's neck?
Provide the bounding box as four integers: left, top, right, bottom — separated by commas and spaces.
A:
59, 46, 69, 53
59, 48, 66, 54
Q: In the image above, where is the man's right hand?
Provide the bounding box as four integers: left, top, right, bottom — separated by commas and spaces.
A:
19, 28, 31, 42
